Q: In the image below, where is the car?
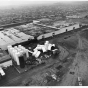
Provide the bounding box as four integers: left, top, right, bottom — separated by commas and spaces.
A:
78, 82, 82, 86
69, 69, 75, 75
78, 77, 82, 86
70, 71, 75, 75
56, 65, 63, 70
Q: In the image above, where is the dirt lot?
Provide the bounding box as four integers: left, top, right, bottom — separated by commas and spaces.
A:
21, 29, 88, 86
57, 29, 88, 86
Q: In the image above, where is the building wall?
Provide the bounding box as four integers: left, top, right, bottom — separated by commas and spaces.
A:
37, 24, 80, 40
55, 24, 79, 35
44, 32, 53, 38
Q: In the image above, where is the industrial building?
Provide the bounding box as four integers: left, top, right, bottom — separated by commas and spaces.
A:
0, 19, 84, 86
0, 22, 80, 68
0, 28, 34, 50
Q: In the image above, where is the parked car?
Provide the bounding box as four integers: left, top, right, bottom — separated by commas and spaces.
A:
78, 77, 82, 86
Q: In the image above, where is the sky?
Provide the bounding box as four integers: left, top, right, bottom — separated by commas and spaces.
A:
0, 0, 87, 8
0, 0, 55, 7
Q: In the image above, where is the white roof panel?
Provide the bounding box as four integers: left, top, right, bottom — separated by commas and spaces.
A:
0, 32, 15, 45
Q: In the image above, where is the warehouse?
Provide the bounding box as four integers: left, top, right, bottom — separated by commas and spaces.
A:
0, 28, 34, 50
37, 23, 80, 40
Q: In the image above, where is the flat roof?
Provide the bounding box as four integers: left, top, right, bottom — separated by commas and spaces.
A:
0, 28, 34, 50
0, 32, 15, 44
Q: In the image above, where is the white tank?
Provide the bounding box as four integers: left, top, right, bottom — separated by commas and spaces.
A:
42, 46, 47, 52
48, 44, 52, 50
18, 45, 29, 58
33, 49, 41, 58
0, 67, 5, 76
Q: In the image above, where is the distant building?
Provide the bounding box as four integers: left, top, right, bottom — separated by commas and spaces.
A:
33, 20, 40, 24
66, 15, 81, 19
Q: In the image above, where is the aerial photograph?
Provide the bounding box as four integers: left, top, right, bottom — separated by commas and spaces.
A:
0, 0, 88, 86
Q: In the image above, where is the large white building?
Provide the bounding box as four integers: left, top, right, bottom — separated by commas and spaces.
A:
0, 28, 34, 50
